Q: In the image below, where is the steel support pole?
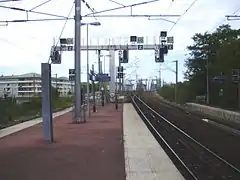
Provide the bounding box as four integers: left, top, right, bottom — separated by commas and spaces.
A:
109, 50, 115, 93
98, 50, 101, 91
175, 60, 178, 102
92, 64, 96, 112
158, 64, 161, 89
86, 24, 90, 117
118, 59, 121, 93
74, 0, 82, 122
41, 63, 53, 143
206, 58, 210, 105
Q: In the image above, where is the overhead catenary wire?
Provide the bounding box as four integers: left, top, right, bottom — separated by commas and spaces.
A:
84, 0, 160, 17
0, 0, 21, 2
81, 0, 97, 20
0, 4, 68, 19
30, 0, 53, 11
148, 0, 175, 24
109, 0, 125, 7
168, 0, 198, 33
0, 0, 165, 23
48, 1, 74, 63
209, 6, 240, 32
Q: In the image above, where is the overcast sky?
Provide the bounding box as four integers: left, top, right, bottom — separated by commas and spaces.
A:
0, 0, 239, 83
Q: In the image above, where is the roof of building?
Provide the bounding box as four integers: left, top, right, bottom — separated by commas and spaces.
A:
0, 73, 69, 80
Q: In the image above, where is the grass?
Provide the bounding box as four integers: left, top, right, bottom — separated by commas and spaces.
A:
0, 97, 73, 129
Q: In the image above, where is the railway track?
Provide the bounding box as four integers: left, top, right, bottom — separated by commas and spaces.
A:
131, 95, 240, 180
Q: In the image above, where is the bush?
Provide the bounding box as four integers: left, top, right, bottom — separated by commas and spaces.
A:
0, 96, 73, 129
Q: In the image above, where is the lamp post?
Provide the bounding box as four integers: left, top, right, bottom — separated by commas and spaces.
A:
83, 22, 101, 117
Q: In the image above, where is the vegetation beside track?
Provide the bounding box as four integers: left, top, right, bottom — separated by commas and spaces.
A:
158, 25, 240, 110
0, 87, 73, 129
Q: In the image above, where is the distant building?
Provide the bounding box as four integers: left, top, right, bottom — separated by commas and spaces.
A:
0, 73, 74, 98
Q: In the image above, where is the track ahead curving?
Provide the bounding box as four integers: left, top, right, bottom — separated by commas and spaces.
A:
141, 93, 240, 167
132, 93, 240, 180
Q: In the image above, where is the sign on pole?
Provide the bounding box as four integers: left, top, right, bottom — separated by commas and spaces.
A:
69, 68, 75, 81
60, 38, 74, 45
51, 50, 61, 64
160, 31, 167, 37
138, 45, 144, 50
137, 37, 144, 43
167, 36, 174, 43
232, 69, 240, 83
96, 73, 111, 82
168, 44, 174, 50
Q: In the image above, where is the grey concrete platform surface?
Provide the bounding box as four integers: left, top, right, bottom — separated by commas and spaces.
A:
123, 103, 185, 180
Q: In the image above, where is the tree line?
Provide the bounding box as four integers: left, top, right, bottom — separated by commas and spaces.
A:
159, 24, 240, 109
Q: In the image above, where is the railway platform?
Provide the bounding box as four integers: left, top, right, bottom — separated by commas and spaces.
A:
123, 103, 184, 180
0, 102, 185, 180
0, 104, 125, 180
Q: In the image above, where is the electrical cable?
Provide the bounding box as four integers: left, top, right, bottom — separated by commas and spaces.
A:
0, 0, 21, 2
48, 1, 74, 63
0, 4, 68, 19
81, 0, 97, 20
109, 0, 125, 7
168, 0, 198, 33
209, 6, 240, 32
30, 0, 53, 11
83, 0, 160, 17
0, 0, 165, 23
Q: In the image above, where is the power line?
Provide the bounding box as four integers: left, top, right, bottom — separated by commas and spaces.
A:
167, 0, 174, 11
148, 0, 175, 24
0, 4, 68, 19
83, 0, 160, 17
0, 0, 21, 2
226, 7, 240, 21
209, 6, 240, 32
109, 0, 125, 7
48, 1, 74, 63
81, 0, 97, 20
168, 0, 198, 33
0, 0, 166, 23
30, 0, 53, 11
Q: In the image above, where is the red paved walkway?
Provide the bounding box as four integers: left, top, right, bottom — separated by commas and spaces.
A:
0, 104, 125, 180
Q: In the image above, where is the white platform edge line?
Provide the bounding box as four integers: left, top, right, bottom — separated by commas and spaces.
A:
0, 107, 73, 139
123, 103, 185, 180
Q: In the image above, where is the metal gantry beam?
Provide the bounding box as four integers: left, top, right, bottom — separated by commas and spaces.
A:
0, 0, 180, 23
56, 44, 163, 51
0, 14, 180, 23
226, 15, 240, 21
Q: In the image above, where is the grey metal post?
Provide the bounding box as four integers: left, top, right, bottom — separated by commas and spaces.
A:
98, 50, 101, 91
83, 88, 86, 122
98, 50, 101, 73
103, 55, 106, 73
74, 0, 82, 122
159, 63, 161, 88
86, 24, 90, 117
41, 63, 53, 143
99, 61, 103, 74
92, 64, 96, 112
118, 59, 121, 93
206, 58, 209, 104
174, 60, 178, 102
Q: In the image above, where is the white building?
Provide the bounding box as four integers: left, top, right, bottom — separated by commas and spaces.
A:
0, 73, 74, 98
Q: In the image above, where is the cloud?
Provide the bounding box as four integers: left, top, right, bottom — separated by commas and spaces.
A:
0, 0, 239, 83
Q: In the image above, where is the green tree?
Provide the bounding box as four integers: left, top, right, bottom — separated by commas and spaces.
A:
184, 24, 240, 107
51, 86, 60, 99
